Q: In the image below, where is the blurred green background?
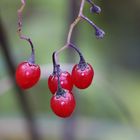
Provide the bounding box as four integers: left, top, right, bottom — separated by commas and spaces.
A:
0, 0, 140, 140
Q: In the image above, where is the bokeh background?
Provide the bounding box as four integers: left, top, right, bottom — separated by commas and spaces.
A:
0, 0, 140, 140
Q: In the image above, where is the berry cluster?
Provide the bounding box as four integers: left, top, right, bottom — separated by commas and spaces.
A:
48, 0, 105, 118
15, 0, 105, 118
48, 44, 94, 118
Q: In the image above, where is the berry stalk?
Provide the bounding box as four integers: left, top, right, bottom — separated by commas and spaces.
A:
81, 15, 105, 39
52, 51, 58, 74
68, 43, 86, 64
86, 0, 94, 5
52, 52, 66, 94
54, 0, 105, 64
55, 65, 66, 97
17, 0, 35, 64
55, 0, 85, 58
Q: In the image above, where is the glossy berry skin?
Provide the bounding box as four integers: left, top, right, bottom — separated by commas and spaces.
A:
72, 63, 94, 89
48, 71, 73, 94
50, 90, 76, 118
15, 61, 41, 89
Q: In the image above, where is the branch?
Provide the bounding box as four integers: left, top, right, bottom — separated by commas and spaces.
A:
54, 0, 105, 64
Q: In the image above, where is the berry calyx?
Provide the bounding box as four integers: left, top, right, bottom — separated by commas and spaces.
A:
15, 61, 41, 89
50, 89, 76, 118
48, 70, 73, 94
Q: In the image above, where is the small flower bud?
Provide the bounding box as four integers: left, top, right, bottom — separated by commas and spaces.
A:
95, 28, 105, 39
90, 4, 101, 14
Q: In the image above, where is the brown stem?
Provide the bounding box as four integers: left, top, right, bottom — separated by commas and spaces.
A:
55, 0, 85, 62
17, 0, 35, 63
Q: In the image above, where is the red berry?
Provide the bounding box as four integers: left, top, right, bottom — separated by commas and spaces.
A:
15, 61, 41, 89
72, 63, 94, 89
48, 71, 73, 94
50, 90, 76, 118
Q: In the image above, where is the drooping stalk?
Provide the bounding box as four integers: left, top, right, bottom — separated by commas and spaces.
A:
68, 43, 86, 64
55, 64, 66, 97
17, 0, 35, 63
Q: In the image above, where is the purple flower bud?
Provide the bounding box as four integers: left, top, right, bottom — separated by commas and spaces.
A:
90, 4, 101, 14
95, 28, 105, 39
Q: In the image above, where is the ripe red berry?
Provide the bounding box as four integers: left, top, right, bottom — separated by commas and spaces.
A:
50, 90, 76, 118
15, 61, 41, 89
48, 71, 73, 94
71, 63, 94, 89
